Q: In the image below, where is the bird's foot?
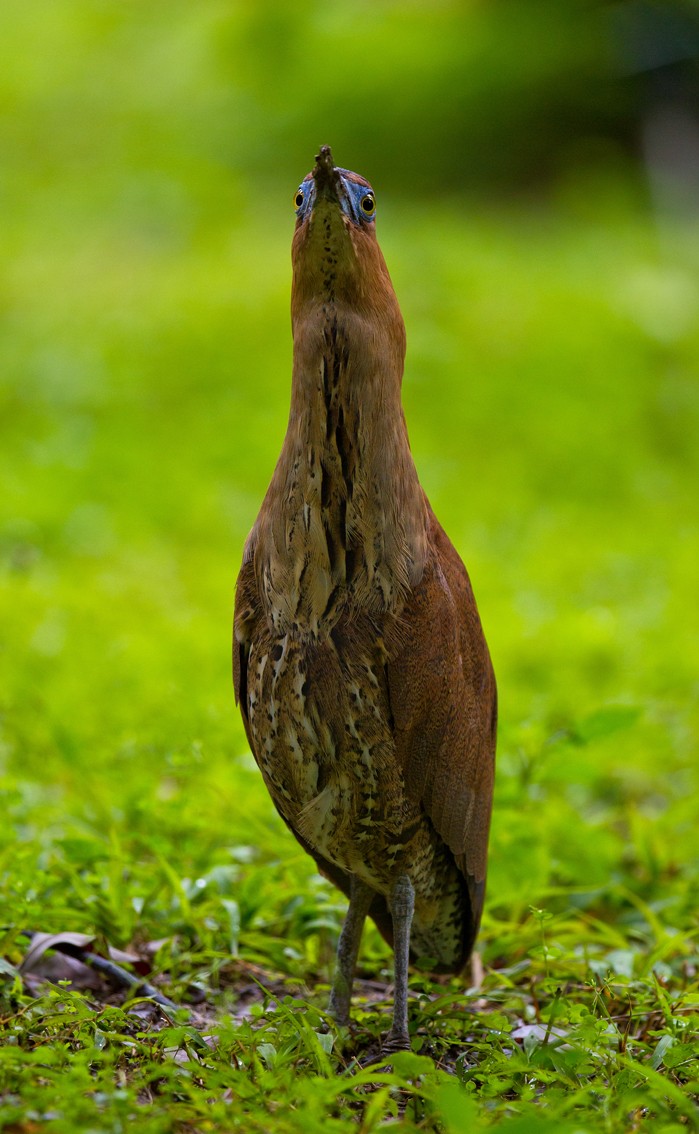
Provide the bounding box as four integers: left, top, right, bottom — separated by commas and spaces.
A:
327, 987, 350, 1028
381, 1029, 411, 1055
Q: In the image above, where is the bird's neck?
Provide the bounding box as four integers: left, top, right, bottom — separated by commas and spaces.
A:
253, 299, 428, 637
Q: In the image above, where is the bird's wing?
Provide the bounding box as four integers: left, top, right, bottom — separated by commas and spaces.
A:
386, 506, 497, 938
233, 555, 260, 755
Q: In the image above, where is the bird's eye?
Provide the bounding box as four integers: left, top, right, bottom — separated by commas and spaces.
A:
360, 193, 375, 217
294, 189, 305, 211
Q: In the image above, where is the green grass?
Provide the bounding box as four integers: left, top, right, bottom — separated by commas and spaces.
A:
2, 180, 698, 1130
2, 7, 699, 1123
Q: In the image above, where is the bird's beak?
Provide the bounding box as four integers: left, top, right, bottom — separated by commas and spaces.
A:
312, 145, 342, 204
309, 145, 356, 237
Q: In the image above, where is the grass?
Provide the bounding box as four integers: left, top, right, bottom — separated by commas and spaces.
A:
2, 87, 699, 1132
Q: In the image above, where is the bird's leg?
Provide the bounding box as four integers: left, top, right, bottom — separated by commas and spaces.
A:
328, 876, 374, 1026
383, 873, 415, 1053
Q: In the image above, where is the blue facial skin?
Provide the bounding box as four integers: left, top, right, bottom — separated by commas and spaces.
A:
294, 170, 376, 227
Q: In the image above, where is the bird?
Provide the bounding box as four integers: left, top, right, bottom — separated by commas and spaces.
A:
233, 146, 496, 1053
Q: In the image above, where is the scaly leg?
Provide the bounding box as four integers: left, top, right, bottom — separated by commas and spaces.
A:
328, 876, 374, 1025
383, 873, 415, 1052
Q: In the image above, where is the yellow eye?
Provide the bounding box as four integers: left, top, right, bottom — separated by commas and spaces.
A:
294, 189, 304, 211
360, 193, 375, 216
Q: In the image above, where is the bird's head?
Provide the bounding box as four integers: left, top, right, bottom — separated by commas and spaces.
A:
290, 146, 402, 337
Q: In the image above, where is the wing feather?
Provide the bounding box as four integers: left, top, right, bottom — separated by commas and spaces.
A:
386, 506, 496, 937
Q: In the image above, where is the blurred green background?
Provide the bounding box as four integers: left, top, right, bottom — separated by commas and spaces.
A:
1, 0, 698, 934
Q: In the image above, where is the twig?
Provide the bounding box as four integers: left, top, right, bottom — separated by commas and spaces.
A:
20, 931, 186, 1016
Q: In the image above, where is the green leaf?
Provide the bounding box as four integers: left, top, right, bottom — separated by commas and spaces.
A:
385, 1051, 436, 1079
651, 1035, 676, 1070
433, 1080, 483, 1133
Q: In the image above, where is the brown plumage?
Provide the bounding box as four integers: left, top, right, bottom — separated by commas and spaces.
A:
233, 146, 496, 1051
